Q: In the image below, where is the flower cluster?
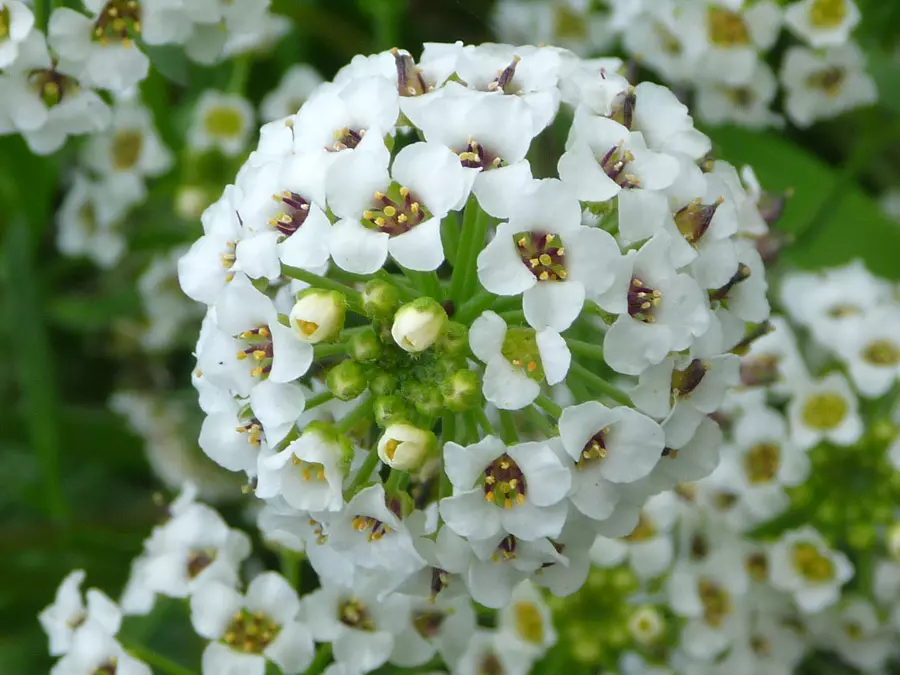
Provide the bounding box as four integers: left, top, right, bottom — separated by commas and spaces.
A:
495, 0, 878, 128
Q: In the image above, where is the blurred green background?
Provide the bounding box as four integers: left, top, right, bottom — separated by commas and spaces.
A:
1, 0, 899, 673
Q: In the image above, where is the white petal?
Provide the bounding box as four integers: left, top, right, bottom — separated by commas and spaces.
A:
388, 218, 444, 271
476, 222, 536, 296
246, 572, 300, 626
483, 358, 540, 410
269, 322, 314, 383
508, 442, 571, 507
439, 489, 502, 540
523, 281, 585, 332
501, 500, 567, 541
536, 329, 571, 385
469, 311, 507, 363
190, 582, 242, 639
202, 643, 265, 675
329, 218, 389, 274
265, 622, 314, 675
559, 401, 617, 461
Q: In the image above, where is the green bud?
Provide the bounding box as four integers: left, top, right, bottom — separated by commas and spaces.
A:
373, 395, 413, 428
362, 279, 401, 319
440, 369, 480, 412
436, 321, 469, 357
369, 372, 399, 396
290, 289, 347, 343
405, 381, 443, 418
348, 327, 383, 363
377, 423, 437, 471
391, 297, 448, 353
327, 360, 367, 401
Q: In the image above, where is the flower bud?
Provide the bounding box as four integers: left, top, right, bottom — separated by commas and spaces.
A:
290, 289, 347, 343
362, 279, 401, 319
440, 369, 480, 412
348, 327, 383, 363
377, 424, 437, 471
436, 321, 469, 357
326, 360, 367, 401
391, 297, 447, 353
404, 381, 444, 418
370, 371, 399, 396
373, 395, 413, 428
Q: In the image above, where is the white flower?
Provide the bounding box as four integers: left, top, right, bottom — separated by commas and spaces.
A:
453, 629, 535, 675
806, 598, 895, 671
258, 422, 352, 511
558, 401, 664, 520
191, 572, 315, 675
260, 64, 324, 122
696, 61, 783, 129
329, 139, 475, 274
0, 0, 34, 68
469, 311, 571, 411
710, 240, 770, 348
439, 435, 571, 542
769, 526, 854, 612
55, 173, 128, 269
477, 178, 621, 332
640, 417, 724, 495
39, 571, 122, 657
623, 81, 712, 160
189, 90, 255, 157
48, 3, 149, 93
388, 594, 476, 668
739, 315, 809, 392
290, 290, 347, 344
198, 395, 271, 475
835, 309, 900, 397
781, 43, 877, 127
377, 424, 437, 471
50, 622, 149, 675
81, 101, 173, 181
494, 0, 614, 57
391, 298, 448, 353
786, 372, 862, 450
497, 580, 557, 657
621, 4, 706, 86
302, 580, 407, 673
784, 0, 861, 47
598, 232, 710, 376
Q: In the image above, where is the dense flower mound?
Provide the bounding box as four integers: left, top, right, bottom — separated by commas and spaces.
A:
43, 42, 780, 675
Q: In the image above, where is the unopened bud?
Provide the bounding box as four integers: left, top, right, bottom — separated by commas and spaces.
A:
440, 369, 480, 412
391, 298, 447, 353
405, 381, 444, 418
290, 289, 346, 343
362, 279, 400, 319
373, 395, 413, 428
377, 423, 437, 471
326, 360, 367, 401
627, 606, 664, 645
348, 327, 383, 363
370, 372, 399, 396
436, 321, 469, 357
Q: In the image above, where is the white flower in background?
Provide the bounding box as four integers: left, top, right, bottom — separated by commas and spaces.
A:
558, 401, 664, 521
621, 3, 706, 85
327, 139, 475, 274
739, 315, 809, 392
781, 43, 877, 127
138, 247, 204, 351
191, 572, 315, 675
82, 101, 173, 183
598, 232, 710, 376
258, 422, 352, 512
477, 178, 620, 332
769, 526, 854, 612
493, 0, 614, 56
806, 597, 895, 671
48, 1, 149, 93
56, 174, 127, 269
784, 0, 861, 47
388, 594, 476, 668
439, 435, 571, 542
302, 580, 407, 673
39, 571, 121, 657
0, 30, 110, 154
497, 580, 557, 657
260, 64, 323, 122
696, 61, 782, 129
50, 622, 150, 675
717, 609, 807, 675
0, 0, 33, 68
453, 629, 535, 675
189, 90, 255, 157
835, 309, 900, 397
786, 372, 862, 450
645, 416, 723, 493
222, 9, 291, 59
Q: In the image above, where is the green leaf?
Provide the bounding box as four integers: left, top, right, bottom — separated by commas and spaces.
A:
708, 125, 900, 280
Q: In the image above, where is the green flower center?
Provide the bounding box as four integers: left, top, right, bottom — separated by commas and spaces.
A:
791, 542, 835, 582
826, 302, 861, 318
514, 601, 544, 645
751, 635, 771, 656
844, 621, 863, 639
597, 143, 640, 188
479, 653, 504, 675
350, 515, 393, 541
810, 0, 848, 28
801, 392, 847, 430
204, 107, 245, 138
554, 5, 587, 40
186, 548, 217, 578
745, 552, 768, 582
28, 69, 79, 108
0, 8, 10, 39
578, 428, 609, 469
412, 610, 446, 638
222, 609, 281, 654
483, 454, 527, 508
93, 0, 141, 44
653, 21, 682, 55
338, 597, 375, 631
501, 327, 545, 382
623, 514, 655, 542
514, 231, 568, 281
675, 197, 723, 243
671, 359, 708, 397
291, 456, 326, 483
698, 578, 732, 627
92, 660, 118, 675
707, 8, 750, 47
862, 339, 900, 366
806, 67, 846, 97
111, 129, 144, 170
235, 326, 274, 378
745, 442, 780, 484
628, 277, 662, 323
363, 182, 430, 237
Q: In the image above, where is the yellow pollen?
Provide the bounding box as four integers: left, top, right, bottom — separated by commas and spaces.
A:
297, 320, 319, 336
383, 206, 396, 217
253, 350, 267, 361
399, 186, 410, 197
526, 361, 537, 372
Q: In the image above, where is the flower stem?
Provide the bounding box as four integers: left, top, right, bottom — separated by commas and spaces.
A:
303, 644, 333, 675
498, 309, 525, 324
123, 643, 198, 675
335, 399, 373, 434
344, 447, 381, 497
385, 468, 408, 493
462, 209, 492, 300
534, 394, 563, 418
313, 342, 347, 359
525, 406, 556, 436
456, 288, 497, 324
568, 362, 633, 406
228, 54, 252, 93
402, 267, 443, 300
305, 391, 335, 411
279, 550, 303, 589
497, 410, 518, 445
566, 338, 605, 362
449, 196, 481, 305
282, 265, 364, 313
440, 413, 455, 500
473, 407, 495, 436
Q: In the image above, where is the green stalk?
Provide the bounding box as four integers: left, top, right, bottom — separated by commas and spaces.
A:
305, 391, 335, 411
279, 550, 302, 589
344, 447, 381, 497
449, 196, 481, 304
303, 644, 334, 675
385, 468, 407, 493
473, 407, 496, 436
375, 269, 419, 300
313, 342, 347, 359
335, 399, 373, 434
123, 644, 198, 675
462, 208, 492, 300
566, 338, 605, 362
568, 362, 633, 406
534, 394, 563, 418
282, 265, 364, 312
464, 411, 479, 444
228, 54, 252, 93
440, 412, 456, 500
498, 410, 518, 445
524, 406, 556, 436
455, 289, 497, 324
498, 309, 525, 324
